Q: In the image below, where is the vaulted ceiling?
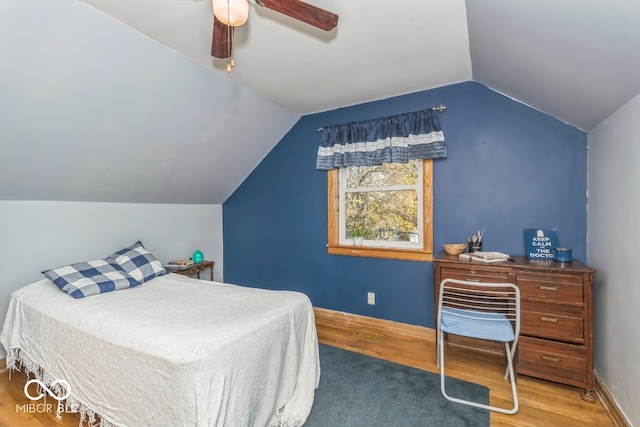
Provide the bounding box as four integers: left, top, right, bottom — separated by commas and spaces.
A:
2, 0, 640, 204
79, 0, 640, 129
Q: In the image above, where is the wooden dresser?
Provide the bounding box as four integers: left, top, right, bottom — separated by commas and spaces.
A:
433, 252, 597, 402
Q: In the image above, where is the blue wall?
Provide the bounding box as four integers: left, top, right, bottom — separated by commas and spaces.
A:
223, 82, 587, 328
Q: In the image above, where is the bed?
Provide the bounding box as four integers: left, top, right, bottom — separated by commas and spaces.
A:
0, 273, 320, 427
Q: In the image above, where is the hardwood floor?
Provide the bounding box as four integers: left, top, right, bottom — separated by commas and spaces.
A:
314, 307, 614, 427
0, 308, 615, 427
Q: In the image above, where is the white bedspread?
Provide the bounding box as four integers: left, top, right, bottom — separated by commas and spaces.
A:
0, 274, 320, 427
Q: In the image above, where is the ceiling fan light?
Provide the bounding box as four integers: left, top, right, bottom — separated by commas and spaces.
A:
212, 0, 249, 27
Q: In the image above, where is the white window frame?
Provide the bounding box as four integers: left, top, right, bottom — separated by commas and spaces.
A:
337, 161, 424, 249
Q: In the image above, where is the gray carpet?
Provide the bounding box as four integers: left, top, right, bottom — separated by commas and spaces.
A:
304, 344, 490, 427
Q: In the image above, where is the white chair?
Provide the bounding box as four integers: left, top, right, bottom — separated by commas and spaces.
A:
436, 278, 520, 414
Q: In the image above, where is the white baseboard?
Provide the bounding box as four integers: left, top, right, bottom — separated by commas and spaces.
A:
594, 372, 631, 427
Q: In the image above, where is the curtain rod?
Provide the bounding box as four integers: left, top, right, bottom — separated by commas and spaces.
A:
316, 105, 446, 132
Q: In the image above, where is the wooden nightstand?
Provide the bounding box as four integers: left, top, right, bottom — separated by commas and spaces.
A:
171, 260, 215, 281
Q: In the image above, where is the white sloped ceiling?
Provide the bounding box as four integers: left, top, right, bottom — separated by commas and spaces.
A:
0, 0, 299, 204
79, 0, 473, 115
467, 0, 640, 131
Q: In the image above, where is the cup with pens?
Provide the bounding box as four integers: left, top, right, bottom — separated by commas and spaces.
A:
467, 230, 484, 253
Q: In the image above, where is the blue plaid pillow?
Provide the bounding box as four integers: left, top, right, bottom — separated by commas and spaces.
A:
43, 259, 141, 299
107, 241, 166, 283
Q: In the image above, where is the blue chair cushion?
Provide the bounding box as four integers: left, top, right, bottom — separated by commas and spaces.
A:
440, 307, 515, 342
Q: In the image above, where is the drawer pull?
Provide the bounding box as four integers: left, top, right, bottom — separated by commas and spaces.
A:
465, 278, 481, 282
538, 316, 559, 323
540, 355, 561, 363
538, 285, 559, 292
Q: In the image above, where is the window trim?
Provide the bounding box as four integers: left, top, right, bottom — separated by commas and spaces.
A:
327, 159, 433, 262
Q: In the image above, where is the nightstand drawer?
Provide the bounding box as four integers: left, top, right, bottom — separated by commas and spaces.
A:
521, 301, 584, 343
517, 273, 583, 303
518, 336, 587, 388
440, 267, 509, 283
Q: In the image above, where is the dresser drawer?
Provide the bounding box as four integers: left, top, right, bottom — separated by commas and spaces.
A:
520, 301, 584, 343
440, 267, 510, 284
518, 336, 586, 388
517, 273, 583, 304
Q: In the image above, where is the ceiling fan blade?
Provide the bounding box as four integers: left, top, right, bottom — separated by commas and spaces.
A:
211, 15, 233, 59
257, 0, 338, 31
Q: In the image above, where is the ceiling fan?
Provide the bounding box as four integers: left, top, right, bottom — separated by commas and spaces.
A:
210, 0, 338, 66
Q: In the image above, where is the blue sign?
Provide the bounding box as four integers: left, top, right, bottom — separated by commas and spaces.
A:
523, 229, 559, 259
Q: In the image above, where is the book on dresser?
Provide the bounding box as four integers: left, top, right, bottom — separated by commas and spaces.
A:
163, 260, 194, 270
459, 251, 510, 263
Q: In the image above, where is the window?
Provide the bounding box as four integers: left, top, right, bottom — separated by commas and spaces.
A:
328, 159, 433, 261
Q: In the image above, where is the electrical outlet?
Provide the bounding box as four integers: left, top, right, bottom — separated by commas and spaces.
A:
367, 292, 375, 305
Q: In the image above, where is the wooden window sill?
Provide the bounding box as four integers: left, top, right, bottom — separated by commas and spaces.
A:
328, 245, 433, 262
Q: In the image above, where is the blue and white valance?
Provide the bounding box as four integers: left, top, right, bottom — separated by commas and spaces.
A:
316, 108, 446, 170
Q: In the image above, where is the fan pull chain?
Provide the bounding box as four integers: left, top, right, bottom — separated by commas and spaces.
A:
226, 0, 234, 73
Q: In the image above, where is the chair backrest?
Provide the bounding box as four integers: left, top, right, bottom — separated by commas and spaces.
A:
437, 278, 520, 342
